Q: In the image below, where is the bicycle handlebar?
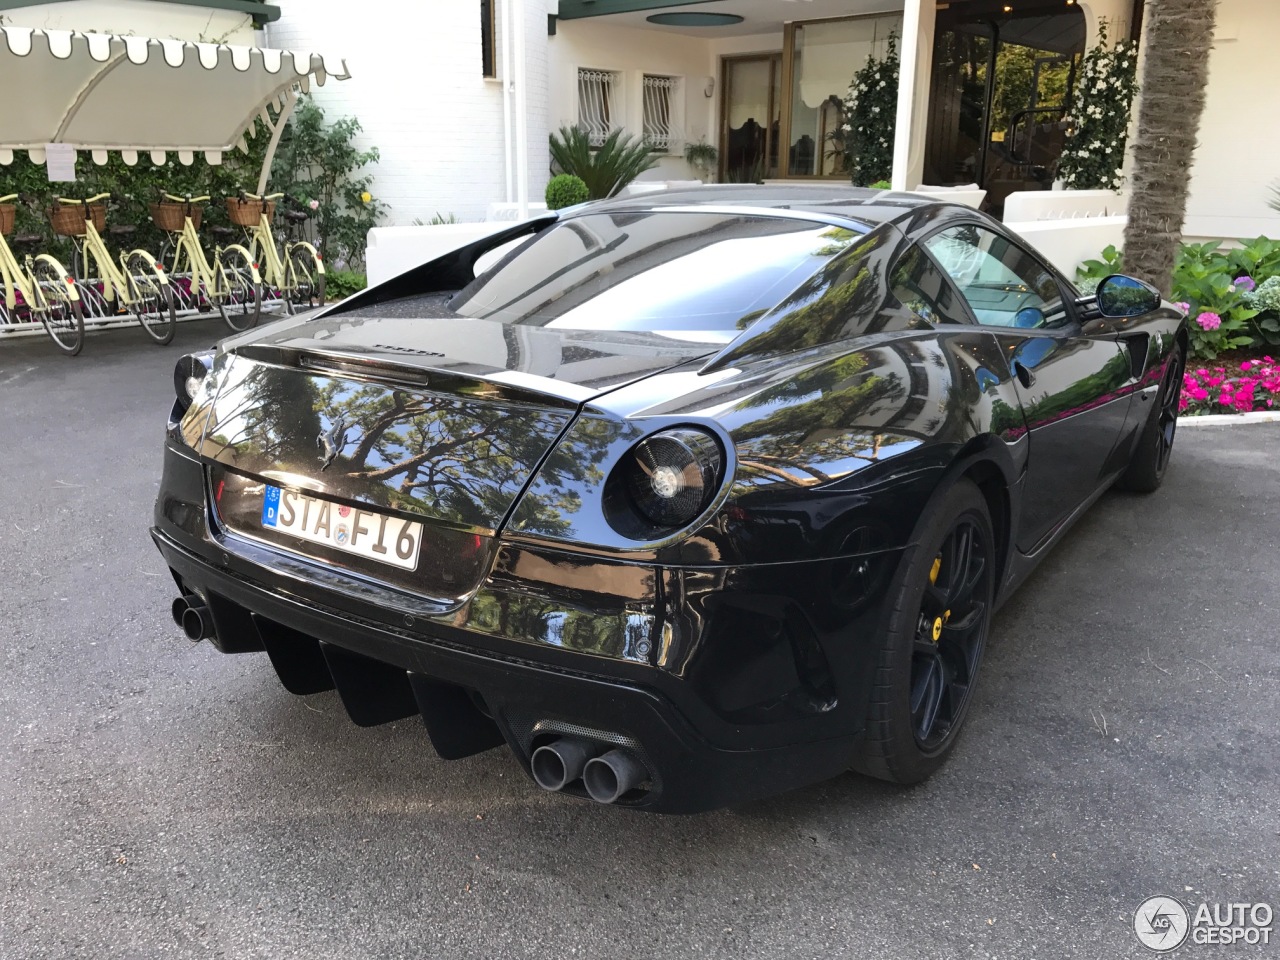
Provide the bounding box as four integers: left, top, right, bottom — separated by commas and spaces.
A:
240, 191, 284, 201
0, 194, 16, 203
59, 193, 110, 204
164, 193, 211, 203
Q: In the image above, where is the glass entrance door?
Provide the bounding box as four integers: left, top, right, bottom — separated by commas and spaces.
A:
923, 3, 1085, 214
720, 55, 781, 182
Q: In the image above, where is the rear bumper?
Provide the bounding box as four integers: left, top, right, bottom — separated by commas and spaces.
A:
154, 529, 868, 813
153, 441, 904, 813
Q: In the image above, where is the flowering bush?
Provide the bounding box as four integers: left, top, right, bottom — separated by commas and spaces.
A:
1057, 23, 1139, 191
1182, 358, 1280, 415
840, 34, 899, 187
1246, 276, 1280, 315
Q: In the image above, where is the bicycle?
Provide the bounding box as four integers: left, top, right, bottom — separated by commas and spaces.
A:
154, 193, 262, 332
0, 194, 85, 355
229, 191, 325, 315
55, 193, 175, 345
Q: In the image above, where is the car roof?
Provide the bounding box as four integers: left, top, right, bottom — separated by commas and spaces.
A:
575, 184, 953, 229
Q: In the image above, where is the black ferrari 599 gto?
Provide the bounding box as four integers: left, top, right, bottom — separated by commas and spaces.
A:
152, 186, 1186, 813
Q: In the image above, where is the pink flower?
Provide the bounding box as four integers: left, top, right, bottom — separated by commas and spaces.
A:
1188, 385, 1209, 401
1174, 301, 1191, 314
1196, 312, 1222, 331
309, 199, 320, 210
1179, 396, 1190, 412
1242, 361, 1255, 371
1234, 393, 1254, 413
1203, 375, 1223, 387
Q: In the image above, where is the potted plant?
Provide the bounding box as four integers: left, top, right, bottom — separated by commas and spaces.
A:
684, 140, 718, 182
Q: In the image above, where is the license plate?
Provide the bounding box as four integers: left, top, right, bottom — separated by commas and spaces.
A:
261, 486, 422, 571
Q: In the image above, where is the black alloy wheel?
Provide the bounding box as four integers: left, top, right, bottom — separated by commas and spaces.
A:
910, 517, 990, 751
1118, 343, 1185, 493
1154, 347, 1185, 476
853, 478, 995, 785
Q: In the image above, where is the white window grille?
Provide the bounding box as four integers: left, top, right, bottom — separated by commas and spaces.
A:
577, 68, 619, 146
642, 74, 679, 152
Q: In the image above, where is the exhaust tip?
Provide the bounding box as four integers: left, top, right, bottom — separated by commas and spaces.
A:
180, 604, 213, 643
171, 596, 189, 627
583, 749, 648, 804
530, 738, 595, 792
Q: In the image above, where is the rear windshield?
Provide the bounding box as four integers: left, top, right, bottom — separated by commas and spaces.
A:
448, 211, 867, 338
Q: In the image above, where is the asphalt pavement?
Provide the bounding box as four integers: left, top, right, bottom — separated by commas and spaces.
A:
1, 322, 1277, 959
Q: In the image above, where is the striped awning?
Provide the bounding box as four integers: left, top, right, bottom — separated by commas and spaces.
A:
0, 27, 349, 167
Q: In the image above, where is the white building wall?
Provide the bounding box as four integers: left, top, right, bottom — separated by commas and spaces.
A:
1, 0, 257, 42
1183, 0, 1280, 241
268, 0, 550, 226
549, 19, 719, 182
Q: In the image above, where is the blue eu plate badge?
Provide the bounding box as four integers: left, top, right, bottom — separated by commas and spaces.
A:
261, 485, 282, 527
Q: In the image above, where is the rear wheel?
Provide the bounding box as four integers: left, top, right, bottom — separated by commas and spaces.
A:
287, 245, 324, 311
852, 478, 995, 785
215, 246, 261, 332
30, 256, 85, 356
125, 251, 175, 344
1116, 344, 1185, 493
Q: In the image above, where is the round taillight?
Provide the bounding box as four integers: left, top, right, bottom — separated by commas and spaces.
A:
622, 428, 722, 528
173, 352, 213, 413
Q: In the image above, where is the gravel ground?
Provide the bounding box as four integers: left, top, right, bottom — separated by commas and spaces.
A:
1, 322, 1277, 959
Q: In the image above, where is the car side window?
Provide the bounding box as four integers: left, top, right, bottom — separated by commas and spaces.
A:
924, 224, 1069, 329
889, 243, 972, 326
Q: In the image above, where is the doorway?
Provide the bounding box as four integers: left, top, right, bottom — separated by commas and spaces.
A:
720, 54, 782, 183
923, 1, 1086, 215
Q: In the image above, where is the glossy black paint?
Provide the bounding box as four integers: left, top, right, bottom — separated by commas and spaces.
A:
152, 186, 1187, 812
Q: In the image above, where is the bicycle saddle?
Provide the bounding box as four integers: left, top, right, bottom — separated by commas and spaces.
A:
9, 233, 42, 246
108, 224, 137, 237
284, 210, 309, 224
209, 225, 234, 237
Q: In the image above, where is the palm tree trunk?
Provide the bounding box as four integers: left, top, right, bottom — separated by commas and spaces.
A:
1122, 0, 1218, 297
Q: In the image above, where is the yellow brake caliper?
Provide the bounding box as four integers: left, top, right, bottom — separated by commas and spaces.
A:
928, 555, 949, 643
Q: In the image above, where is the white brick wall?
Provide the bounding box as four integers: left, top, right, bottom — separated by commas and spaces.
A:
268, 0, 552, 226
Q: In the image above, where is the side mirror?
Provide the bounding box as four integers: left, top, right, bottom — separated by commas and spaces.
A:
1096, 274, 1160, 318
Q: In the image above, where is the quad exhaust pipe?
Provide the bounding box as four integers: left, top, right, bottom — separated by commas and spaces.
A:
171, 595, 215, 643
583, 749, 648, 804
530, 737, 649, 803
531, 738, 595, 792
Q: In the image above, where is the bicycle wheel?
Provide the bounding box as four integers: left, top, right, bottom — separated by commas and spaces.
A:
161, 238, 196, 313
287, 245, 325, 311
214, 245, 261, 332
30, 256, 85, 356
125, 251, 176, 345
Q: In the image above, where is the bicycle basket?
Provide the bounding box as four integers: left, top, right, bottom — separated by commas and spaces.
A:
48, 203, 106, 237
226, 198, 271, 227
151, 201, 201, 232
0, 204, 14, 237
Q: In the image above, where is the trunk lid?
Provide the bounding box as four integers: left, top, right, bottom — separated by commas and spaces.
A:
189, 308, 712, 598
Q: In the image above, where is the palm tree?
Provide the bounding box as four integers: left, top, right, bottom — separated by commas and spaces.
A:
1122, 0, 1219, 296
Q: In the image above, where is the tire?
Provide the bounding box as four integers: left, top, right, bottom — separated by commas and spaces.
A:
852, 478, 996, 785
287, 245, 324, 311
214, 245, 261, 332
1116, 344, 1185, 494
125, 251, 176, 345
30, 256, 85, 356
